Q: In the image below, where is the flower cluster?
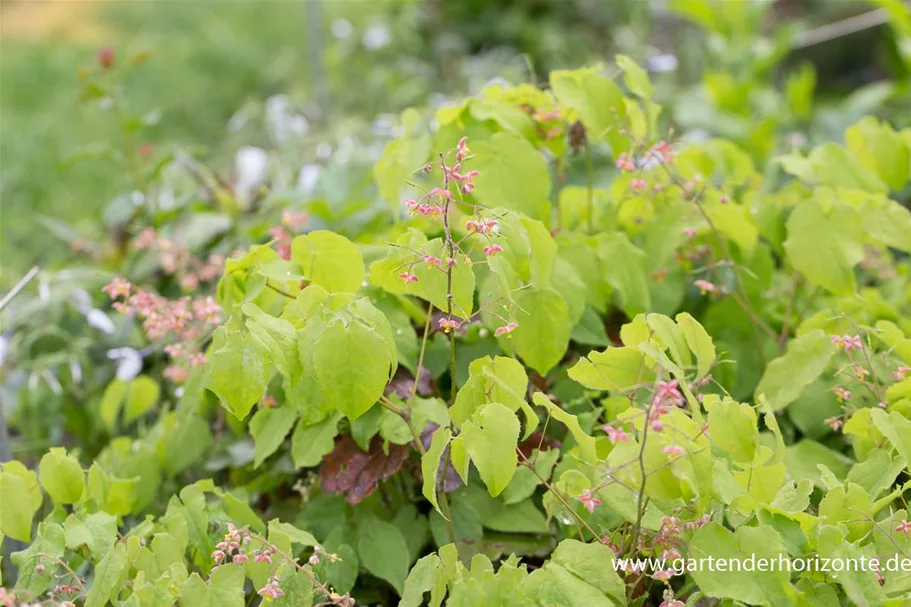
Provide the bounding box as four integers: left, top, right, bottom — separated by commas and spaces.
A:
831, 334, 863, 351
103, 278, 222, 382
133, 228, 224, 291
269, 209, 310, 259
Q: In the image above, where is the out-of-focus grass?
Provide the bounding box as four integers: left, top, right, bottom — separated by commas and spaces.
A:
0, 1, 323, 279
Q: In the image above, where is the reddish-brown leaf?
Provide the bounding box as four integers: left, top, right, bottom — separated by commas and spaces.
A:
319, 435, 409, 504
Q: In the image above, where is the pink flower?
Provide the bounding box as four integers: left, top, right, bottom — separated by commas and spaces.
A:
576, 489, 601, 514
494, 322, 519, 337
438, 318, 461, 333
656, 380, 682, 403
282, 210, 308, 230
694, 279, 717, 294
893, 366, 910, 381
253, 549, 273, 564
134, 228, 158, 249
403, 198, 418, 210
825, 417, 843, 431
843, 335, 863, 351
653, 569, 675, 581
897, 520, 911, 536
102, 277, 132, 299
232, 553, 248, 564
398, 272, 418, 284
483, 244, 503, 256
430, 187, 452, 200
164, 366, 188, 383
462, 183, 475, 195
833, 387, 852, 401
422, 254, 441, 267
257, 577, 285, 600
630, 179, 648, 193
682, 227, 696, 238
212, 550, 226, 563
615, 153, 636, 172
651, 420, 664, 432
603, 425, 629, 443
663, 444, 685, 458
661, 598, 685, 607
649, 140, 675, 164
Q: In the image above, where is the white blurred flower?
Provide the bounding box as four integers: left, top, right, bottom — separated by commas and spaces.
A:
0, 334, 8, 367
647, 54, 678, 73
332, 19, 353, 40
362, 23, 391, 50
234, 146, 269, 207
85, 308, 116, 334
107, 347, 143, 380
315, 143, 333, 160
298, 164, 321, 194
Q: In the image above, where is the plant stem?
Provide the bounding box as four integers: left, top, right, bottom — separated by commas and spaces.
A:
585, 141, 594, 234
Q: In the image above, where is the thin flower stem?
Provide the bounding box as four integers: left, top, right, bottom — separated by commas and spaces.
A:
247, 536, 337, 603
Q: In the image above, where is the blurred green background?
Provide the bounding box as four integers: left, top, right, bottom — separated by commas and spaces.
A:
1, 0, 907, 282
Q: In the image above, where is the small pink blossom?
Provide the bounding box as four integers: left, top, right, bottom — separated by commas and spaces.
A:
483, 244, 503, 256
651, 420, 664, 432
494, 322, 519, 337
253, 549, 273, 564
630, 179, 648, 193
282, 210, 309, 230
833, 387, 852, 401
897, 520, 911, 536
576, 489, 601, 514
656, 379, 683, 403
257, 577, 285, 600
461, 183, 475, 195
212, 550, 226, 563
682, 227, 696, 238
422, 254, 441, 267
615, 153, 635, 172
430, 187, 452, 200
134, 228, 158, 249
603, 425, 629, 443
164, 366, 188, 383
694, 279, 716, 294
653, 569, 675, 581
825, 417, 843, 431
102, 277, 132, 299
438, 318, 461, 333
649, 140, 675, 164
843, 335, 863, 351
893, 366, 910, 381
398, 272, 418, 284
232, 553, 248, 564
663, 444, 685, 458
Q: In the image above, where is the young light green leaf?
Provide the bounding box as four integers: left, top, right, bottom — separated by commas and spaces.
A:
178, 564, 246, 607
243, 302, 302, 380
39, 448, 85, 504
250, 406, 298, 468
460, 403, 519, 497
568, 346, 654, 393
207, 328, 272, 420
470, 132, 552, 220
510, 287, 572, 376
532, 393, 597, 464
124, 375, 160, 424
550, 66, 629, 154
421, 427, 452, 514
0, 462, 42, 541
291, 230, 365, 294
676, 312, 716, 379
313, 319, 393, 420
756, 329, 835, 411
84, 542, 128, 607
707, 398, 758, 463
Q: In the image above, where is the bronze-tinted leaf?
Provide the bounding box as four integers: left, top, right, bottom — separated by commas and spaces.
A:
319, 435, 409, 504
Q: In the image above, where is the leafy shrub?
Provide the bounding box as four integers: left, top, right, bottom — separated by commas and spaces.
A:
3, 49, 911, 607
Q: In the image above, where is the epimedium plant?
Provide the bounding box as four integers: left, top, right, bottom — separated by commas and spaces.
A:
3, 55, 911, 607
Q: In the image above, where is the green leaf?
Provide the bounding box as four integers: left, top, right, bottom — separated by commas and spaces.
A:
178, 564, 245, 607
12, 522, 65, 595
84, 542, 128, 607
357, 519, 411, 594
756, 329, 835, 411
676, 312, 716, 379
243, 302, 302, 380
422, 426, 451, 513
510, 287, 572, 376
206, 328, 272, 420
470, 132, 551, 220
598, 233, 650, 316
87, 463, 138, 516
39, 447, 85, 504
568, 346, 654, 393
64, 512, 117, 554
784, 196, 864, 295
845, 116, 910, 190
550, 66, 629, 154
374, 122, 432, 210
99, 378, 128, 432
615, 55, 653, 98
314, 319, 393, 420
250, 406, 298, 468
460, 403, 520, 497
124, 375, 160, 424
291, 413, 342, 468
777, 142, 887, 194
272, 567, 314, 607
399, 554, 444, 607
291, 230, 365, 294
0, 462, 42, 541
532, 393, 598, 464
871, 408, 911, 470
707, 397, 758, 463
